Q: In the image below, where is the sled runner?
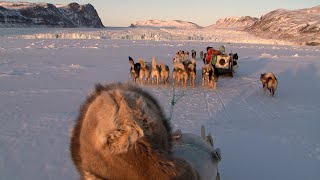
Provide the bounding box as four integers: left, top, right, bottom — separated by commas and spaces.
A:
172, 126, 221, 180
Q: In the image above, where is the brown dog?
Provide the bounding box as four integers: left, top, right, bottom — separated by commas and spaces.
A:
172, 63, 189, 87
151, 56, 161, 85
260, 72, 278, 96
202, 64, 218, 90
159, 63, 170, 85
138, 58, 150, 85
70, 83, 198, 180
187, 59, 196, 87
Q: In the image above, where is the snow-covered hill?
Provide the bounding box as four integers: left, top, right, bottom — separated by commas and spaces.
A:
0, 2, 104, 28
208, 16, 259, 30
130, 19, 202, 29
247, 6, 320, 46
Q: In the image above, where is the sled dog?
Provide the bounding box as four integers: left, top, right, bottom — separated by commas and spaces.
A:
172, 63, 189, 87
202, 64, 218, 90
128, 56, 150, 85
187, 59, 196, 87
70, 83, 199, 180
260, 72, 278, 96
159, 63, 170, 85
128, 56, 141, 83
191, 49, 197, 60
151, 56, 161, 85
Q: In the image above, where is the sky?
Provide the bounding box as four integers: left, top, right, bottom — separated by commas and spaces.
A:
4, 0, 320, 27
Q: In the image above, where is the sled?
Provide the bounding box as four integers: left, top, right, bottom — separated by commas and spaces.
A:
172, 126, 221, 180
215, 54, 234, 77
204, 46, 237, 77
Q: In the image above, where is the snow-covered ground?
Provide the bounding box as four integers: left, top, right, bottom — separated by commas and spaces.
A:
0, 31, 320, 180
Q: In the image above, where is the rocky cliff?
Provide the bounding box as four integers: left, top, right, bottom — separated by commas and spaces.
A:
0, 2, 104, 28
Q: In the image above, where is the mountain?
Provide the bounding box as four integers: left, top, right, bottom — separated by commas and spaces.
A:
0, 2, 104, 28
247, 6, 320, 46
130, 19, 202, 29
208, 16, 259, 30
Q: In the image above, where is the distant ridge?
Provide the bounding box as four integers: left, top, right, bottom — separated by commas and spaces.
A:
0, 1, 104, 28
206, 16, 259, 30
130, 19, 202, 29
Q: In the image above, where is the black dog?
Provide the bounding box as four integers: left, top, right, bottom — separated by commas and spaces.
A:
128, 56, 141, 83
232, 53, 239, 66
191, 49, 196, 59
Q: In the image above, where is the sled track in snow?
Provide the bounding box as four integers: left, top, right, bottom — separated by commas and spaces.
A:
250, 82, 279, 120
203, 92, 212, 118
215, 89, 233, 122
230, 86, 272, 121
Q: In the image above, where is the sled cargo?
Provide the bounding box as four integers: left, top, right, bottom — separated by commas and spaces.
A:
204, 46, 237, 77
215, 54, 235, 77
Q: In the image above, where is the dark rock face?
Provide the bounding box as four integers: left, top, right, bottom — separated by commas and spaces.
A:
0, 2, 104, 28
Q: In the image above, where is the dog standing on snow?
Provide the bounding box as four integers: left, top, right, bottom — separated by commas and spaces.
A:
172, 62, 189, 87
186, 59, 196, 87
128, 56, 150, 85
151, 56, 161, 85
128, 56, 141, 83
70, 83, 199, 180
159, 63, 170, 85
202, 64, 219, 90
260, 72, 278, 96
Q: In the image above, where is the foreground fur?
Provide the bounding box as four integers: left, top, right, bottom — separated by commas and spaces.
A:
70, 83, 198, 180
260, 72, 278, 96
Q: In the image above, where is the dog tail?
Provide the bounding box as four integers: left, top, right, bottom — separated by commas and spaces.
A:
138, 59, 146, 68
129, 56, 134, 67
152, 56, 157, 69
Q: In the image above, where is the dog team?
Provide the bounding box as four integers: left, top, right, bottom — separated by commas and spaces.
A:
129, 49, 212, 89
129, 49, 278, 96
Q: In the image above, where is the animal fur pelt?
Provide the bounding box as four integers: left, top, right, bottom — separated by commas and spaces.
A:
70, 83, 199, 180
260, 72, 278, 96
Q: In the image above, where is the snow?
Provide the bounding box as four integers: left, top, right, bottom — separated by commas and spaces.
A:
0, 29, 320, 180
0, 27, 292, 46
132, 19, 202, 29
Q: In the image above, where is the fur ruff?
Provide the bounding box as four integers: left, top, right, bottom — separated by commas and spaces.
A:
70, 83, 199, 180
